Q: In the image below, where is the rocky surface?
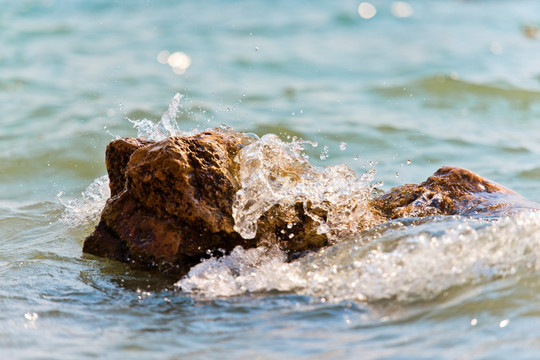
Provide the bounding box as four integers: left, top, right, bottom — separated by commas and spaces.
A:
84, 130, 257, 275
83, 131, 538, 274
371, 166, 538, 219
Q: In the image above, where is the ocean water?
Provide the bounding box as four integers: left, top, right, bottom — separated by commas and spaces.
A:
2, 0, 540, 359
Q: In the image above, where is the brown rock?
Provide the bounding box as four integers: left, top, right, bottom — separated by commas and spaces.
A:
84, 130, 538, 275
255, 202, 329, 253
106, 138, 151, 197
84, 130, 259, 275
371, 166, 537, 219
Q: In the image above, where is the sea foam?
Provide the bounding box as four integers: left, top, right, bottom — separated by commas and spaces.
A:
176, 212, 540, 303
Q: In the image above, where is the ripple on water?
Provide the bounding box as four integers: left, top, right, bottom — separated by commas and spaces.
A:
373, 75, 540, 112
518, 167, 540, 180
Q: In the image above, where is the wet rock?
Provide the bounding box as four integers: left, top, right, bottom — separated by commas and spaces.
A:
255, 202, 330, 253
84, 131, 537, 275
371, 166, 537, 219
84, 130, 258, 275
84, 130, 332, 274
106, 138, 151, 197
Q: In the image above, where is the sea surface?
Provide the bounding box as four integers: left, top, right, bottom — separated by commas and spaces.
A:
2, 0, 540, 359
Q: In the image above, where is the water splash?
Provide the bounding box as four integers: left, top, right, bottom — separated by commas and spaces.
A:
232, 134, 380, 241
177, 212, 540, 303
58, 176, 110, 229
129, 93, 187, 141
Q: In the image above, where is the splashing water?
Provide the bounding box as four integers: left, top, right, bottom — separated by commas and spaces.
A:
176, 212, 540, 303
59, 94, 187, 228
232, 134, 381, 241
58, 176, 110, 229
129, 93, 187, 140
58, 94, 540, 308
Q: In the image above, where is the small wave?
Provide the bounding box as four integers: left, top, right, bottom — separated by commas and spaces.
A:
176, 212, 540, 303
374, 75, 540, 104
518, 167, 540, 180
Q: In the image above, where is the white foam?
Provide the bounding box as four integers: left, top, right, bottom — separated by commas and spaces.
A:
232, 134, 380, 241
58, 176, 110, 229
129, 93, 196, 141
176, 211, 540, 303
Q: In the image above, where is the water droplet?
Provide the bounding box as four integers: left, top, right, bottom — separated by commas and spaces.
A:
407, 159, 412, 165
395, 172, 400, 177
339, 142, 347, 151
320, 144, 330, 160
318, 223, 330, 234
24, 313, 38, 321
470, 318, 478, 326
499, 319, 510, 328
287, 223, 293, 229
353, 155, 359, 160
255, 46, 259, 51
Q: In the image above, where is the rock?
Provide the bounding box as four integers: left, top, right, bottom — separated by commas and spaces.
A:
106, 137, 152, 197
84, 130, 258, 275
371, 166, 537, 219
83, 131, 538, 275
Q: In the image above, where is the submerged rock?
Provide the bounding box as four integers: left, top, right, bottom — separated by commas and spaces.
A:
83, 130, 538, 274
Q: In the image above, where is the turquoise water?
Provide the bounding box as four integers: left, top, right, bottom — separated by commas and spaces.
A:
2, 0, 540, 358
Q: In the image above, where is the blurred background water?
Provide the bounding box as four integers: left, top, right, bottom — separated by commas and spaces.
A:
2, 0, 540, 359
